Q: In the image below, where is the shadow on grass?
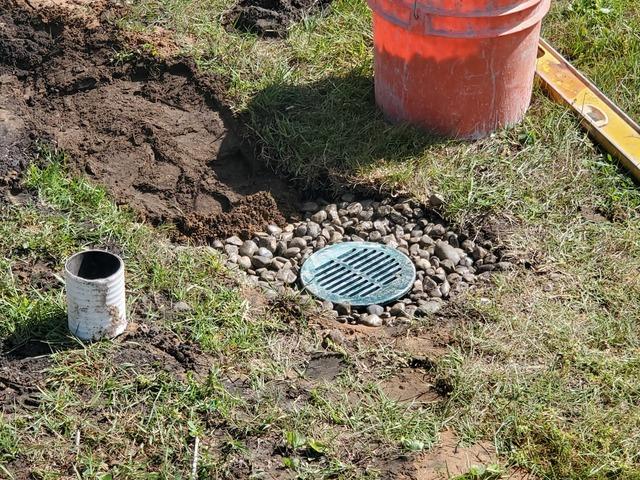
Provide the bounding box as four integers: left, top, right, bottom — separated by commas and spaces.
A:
1, 298, 77, 359
241, 68, 450, 192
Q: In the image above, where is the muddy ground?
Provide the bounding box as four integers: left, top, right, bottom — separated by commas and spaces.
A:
0, 0, 300, 239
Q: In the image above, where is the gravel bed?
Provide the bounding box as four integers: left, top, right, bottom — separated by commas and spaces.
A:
213, 195, 510, 327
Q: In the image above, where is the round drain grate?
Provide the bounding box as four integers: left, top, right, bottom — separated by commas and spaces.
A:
300, 242, 416, 307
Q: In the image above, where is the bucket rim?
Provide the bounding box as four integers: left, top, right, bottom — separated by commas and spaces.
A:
411, 0, 543, 19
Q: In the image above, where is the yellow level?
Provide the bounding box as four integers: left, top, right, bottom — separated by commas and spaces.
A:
536, 38, 640, 181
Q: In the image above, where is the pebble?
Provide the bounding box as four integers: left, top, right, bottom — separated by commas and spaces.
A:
257, 247, 273, 259
335, 303, 351, 315
238, 256, 252, 270
259, 237, 277, 253
311, 210, 327, 223
251, 255, 272, 269
307, 222, 322, 238
434, 241, 461, 264
267, 225, 282, 235
361, 313, 383, 327
290, 237, 307, 249
366, 304, 384, 316
239, 240, 258, 257
284, 247, 301, 258
276, 268, 297, 284
226, 236, 243, 246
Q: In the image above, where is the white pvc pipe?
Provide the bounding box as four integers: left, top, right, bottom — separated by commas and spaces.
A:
64, 250, 127, 341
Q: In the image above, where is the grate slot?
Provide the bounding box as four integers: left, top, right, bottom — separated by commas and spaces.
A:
342, 265, 401, 296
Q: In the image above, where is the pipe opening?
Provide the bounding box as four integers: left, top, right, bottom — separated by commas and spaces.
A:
66, 251, 122, 280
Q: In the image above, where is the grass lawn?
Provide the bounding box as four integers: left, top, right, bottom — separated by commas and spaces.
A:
2, 0, 640, 478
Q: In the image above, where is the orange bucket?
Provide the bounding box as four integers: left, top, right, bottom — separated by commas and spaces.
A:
367, 0, 551, 139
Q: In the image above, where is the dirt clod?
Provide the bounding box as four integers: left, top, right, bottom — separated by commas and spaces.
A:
223, 0, 332, 37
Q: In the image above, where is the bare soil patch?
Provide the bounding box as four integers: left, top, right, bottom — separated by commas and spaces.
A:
0, 0, 300, 238
223, 0, 332, 38
384, 431, 497, 480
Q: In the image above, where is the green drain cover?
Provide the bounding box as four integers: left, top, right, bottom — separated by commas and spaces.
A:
300, 242, 416, 307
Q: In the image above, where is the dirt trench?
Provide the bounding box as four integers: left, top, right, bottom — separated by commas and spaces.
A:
0, 0, 300, 239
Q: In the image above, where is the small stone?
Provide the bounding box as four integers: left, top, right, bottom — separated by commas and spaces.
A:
429, 224, 446, 238
173, 301, 191, 312
413, 280, 424, 292
275, 241, 288, 256
271, 259, 285, 270
447, 273, 461, 283
373, 219, 388, 234
284, 247, 301, 258
295, 224, 308, 237
461, 240, 475, 253
239, 240, 258, 257
366, 304, 384, 316
440, 259, 456, 273
330, 231, 343, 243
388, 211, 406, 225
238, 256, 252, 270
301, 201, 319, 212
463, 273, 476, 283
415, 258, 430, 272
347, 202, 363, 215
428, 288, 442, 298
423, 277, 438, 290
361, 313, 383, 327
335, 303, 351, 315
434, 240, 461, 264
389, 303, 406, 317
322, 300, 334, 310
496, 261, 514, 271
311, 210, 327, 223
251, 255, 273, 269
257, 247, 273, 259
307, 222, 322, 238
259, 237, 277, 253
212, 240, 224, 249
226, 236, 243, 246
472, 246, 488, 260
316, 236, 327, 248
266, 225, 282, 235
358, 209, 374, 221
416, 300, 444, 316
276, 268, 297, 284
440, 281, 451, 297
369, 231, 382, 242
290, 237, 307, 249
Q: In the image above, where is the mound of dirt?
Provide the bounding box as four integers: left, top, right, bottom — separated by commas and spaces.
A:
223, 0, 332, 38
0, 0, 300, 238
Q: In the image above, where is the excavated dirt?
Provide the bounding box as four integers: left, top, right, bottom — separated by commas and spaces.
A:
223, 0, 332, 38
0, 0, 300, 238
